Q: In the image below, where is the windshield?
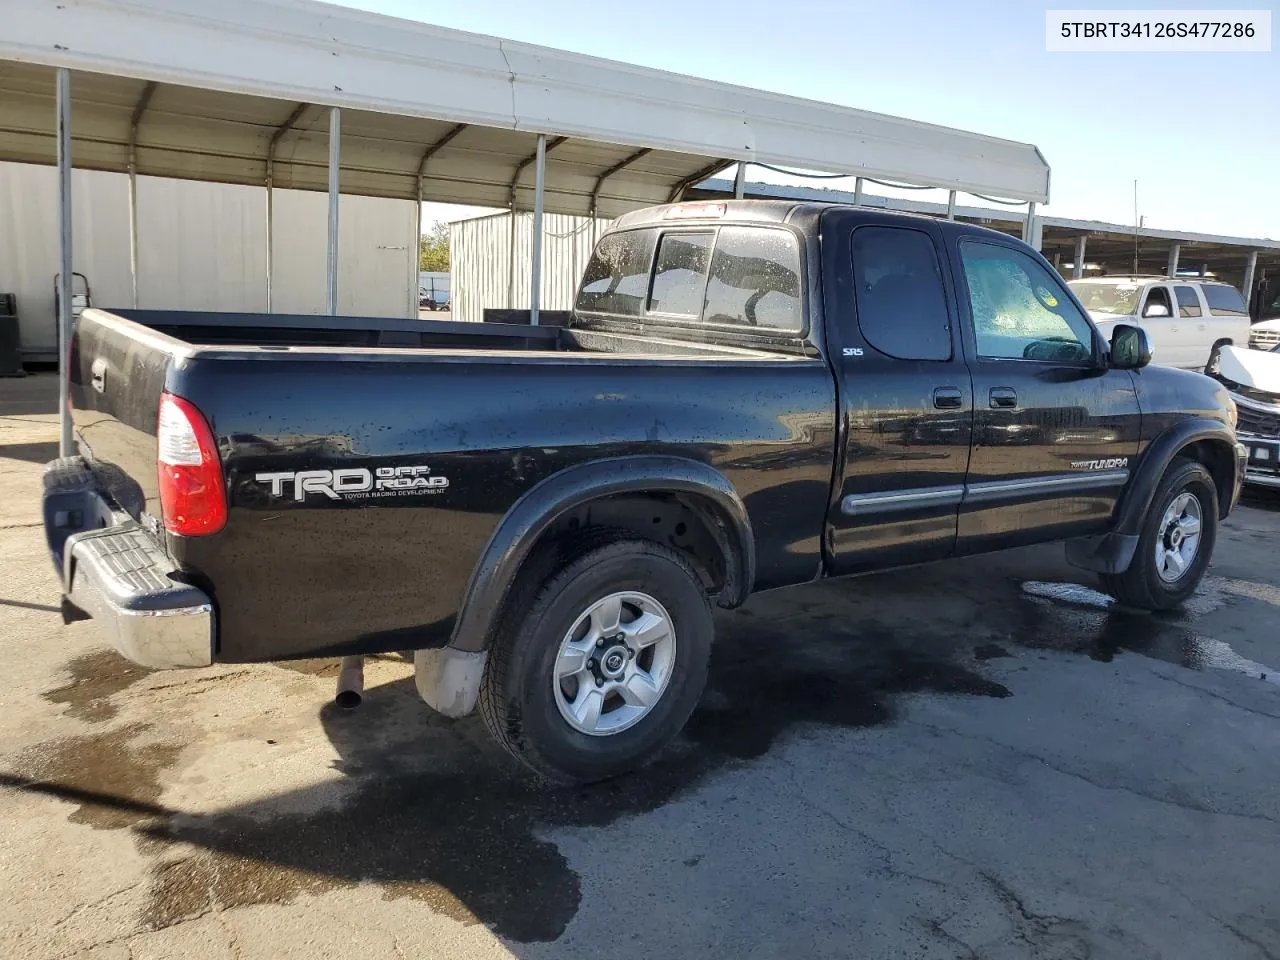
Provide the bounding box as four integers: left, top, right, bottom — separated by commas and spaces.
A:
1068, 281, 1141, 316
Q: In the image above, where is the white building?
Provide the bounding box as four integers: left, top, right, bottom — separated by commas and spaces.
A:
0, 161, 416, 360
449, 213, 608, 325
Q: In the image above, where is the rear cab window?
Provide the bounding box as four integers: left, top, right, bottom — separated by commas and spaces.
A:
704, 227, 802, 330
576, 231, 656, 317
575, 224, 804, 334
649, 233, 713, 316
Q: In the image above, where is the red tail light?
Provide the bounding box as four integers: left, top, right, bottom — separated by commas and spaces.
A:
156, 392, 227, 536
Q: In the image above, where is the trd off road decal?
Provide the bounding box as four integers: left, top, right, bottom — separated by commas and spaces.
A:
255, 465, 449, 502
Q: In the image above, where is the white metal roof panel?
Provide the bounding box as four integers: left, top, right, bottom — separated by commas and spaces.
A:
0, 0, 1051, 208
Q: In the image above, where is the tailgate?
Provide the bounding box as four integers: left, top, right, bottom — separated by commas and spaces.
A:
69, 309, 185, 526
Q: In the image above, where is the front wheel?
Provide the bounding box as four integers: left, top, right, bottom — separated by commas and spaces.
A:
479, 539, 713, 783
1102, 457, 1218, 610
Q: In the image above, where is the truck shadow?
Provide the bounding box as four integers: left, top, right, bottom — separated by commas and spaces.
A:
0, 439, 60, 464
128, 598, 1011, 944
1241, 488, 1280, 513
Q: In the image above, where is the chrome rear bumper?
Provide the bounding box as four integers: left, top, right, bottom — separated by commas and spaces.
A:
44, 457, 214, 669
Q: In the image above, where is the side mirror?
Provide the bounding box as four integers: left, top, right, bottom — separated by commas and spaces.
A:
1110, 323, 1152, 370
1143, 302, 1170, 318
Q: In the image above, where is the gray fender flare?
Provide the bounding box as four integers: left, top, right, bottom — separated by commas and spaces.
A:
1066, 418, 1239, 574
414, 456, 754, 717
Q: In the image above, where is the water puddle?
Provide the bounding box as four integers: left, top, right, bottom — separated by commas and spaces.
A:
8, 724, 181, 830
1021, 581, 1113, 609
1016, 579, 1280, 684
9, 603, 1014, 943
135, 620, 1012, 941
42, 650, 153, 723
25, 566, 1276, 944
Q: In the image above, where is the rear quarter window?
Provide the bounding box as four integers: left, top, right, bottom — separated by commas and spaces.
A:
1202, 284, 1249, 317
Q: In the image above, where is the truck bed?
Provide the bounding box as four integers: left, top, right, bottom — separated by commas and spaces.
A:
64, 308, 835, 663
113, 309, 795, 360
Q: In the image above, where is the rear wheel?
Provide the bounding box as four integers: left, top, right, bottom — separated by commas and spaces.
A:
479, 539, 713, 783
1102, 457, 1217, 610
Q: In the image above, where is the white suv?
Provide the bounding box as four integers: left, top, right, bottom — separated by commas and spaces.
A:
1067, 276, 1252, 372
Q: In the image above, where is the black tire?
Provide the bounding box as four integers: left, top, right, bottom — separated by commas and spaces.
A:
1101, 457, 1218, 610
478, 539, 713, 784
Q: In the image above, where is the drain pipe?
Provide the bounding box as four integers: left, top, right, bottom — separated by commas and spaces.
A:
335, 656, 364, 709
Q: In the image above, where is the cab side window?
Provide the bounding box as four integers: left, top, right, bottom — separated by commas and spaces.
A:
1175, 285, 1202, 318
959, 241, 1094, 363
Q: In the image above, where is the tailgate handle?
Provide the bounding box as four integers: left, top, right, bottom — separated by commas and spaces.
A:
90, 357, 107, 393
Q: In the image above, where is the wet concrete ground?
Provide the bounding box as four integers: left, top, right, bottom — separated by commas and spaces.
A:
3, 371, 1280, 959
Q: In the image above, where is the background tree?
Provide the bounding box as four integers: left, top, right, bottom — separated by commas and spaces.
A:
418, 220, 450, 272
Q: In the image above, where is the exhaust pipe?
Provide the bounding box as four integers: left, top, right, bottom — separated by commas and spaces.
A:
335, 655, 364, 709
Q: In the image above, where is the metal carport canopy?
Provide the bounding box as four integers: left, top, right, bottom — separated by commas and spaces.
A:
0, 0, 1051, 214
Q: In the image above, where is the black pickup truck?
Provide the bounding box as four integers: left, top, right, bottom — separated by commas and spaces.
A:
44, 200, 1246, 782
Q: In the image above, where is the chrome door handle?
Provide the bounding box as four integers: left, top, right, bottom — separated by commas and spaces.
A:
989, 387, 1017, 408
933, 387, 963, 409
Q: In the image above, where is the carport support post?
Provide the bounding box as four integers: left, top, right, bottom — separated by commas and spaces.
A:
126, 82, 155, 309
508, 210, 517, 309
1167, 243, 1181, 278
530, 134, 546, 326
128, 167, 139, 307
326, 107, 341, 316
946, 190, 956, 220
265, 175, 274, 312
734, 162, 746, 199
1243, 250, 1258, 310
410, 182, 422, 318
56, 68, 74, 458
1072, 235, 1086, 280
1022, 201, 1037, 247
853, 177, 864, 206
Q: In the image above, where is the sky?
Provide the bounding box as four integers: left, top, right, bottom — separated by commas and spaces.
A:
338, 0, 1278, 240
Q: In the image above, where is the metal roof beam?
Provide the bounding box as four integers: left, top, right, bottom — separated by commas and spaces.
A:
509, 135, 567, 207
669, 159, 735, 202
127, 81, 157, 145
266, 102, 310, 170
264, 102, 308, 313
590, 147, 651, 216
417, 122, 468, 179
